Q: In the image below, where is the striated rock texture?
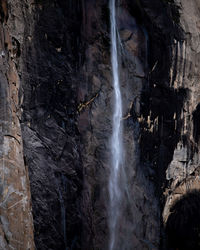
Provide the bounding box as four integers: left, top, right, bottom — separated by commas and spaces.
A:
161, 0, 200, 247
0, 0, 200, 249
0, 0, 34, 249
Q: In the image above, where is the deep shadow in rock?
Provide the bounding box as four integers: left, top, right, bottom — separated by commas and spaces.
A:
165, 190, 200, 250
193, 104, 200, 144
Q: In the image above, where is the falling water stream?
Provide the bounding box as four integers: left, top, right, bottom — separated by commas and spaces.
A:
109, 0, 123, 249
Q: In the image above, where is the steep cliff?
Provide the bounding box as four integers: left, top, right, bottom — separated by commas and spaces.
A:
0, 0, 200, 249
0, 0, 34, 249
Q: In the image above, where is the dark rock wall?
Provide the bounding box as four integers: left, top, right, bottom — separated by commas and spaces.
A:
21, 0, 83, 249
0, 0, 200, 249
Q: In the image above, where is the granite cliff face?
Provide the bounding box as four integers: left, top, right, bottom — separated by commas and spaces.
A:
0, 0, 200, 249
0, 0, 34, 249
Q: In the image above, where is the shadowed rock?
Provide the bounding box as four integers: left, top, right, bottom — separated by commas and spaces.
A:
165, 190, 200, 250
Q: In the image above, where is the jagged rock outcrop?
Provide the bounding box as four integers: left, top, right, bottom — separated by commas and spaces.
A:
0, 0, 200, 249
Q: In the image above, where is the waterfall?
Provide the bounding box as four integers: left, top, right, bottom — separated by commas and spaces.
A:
109, 0, 123, 249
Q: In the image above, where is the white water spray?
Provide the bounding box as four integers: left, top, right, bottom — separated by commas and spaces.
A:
109, 0, 123, 249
